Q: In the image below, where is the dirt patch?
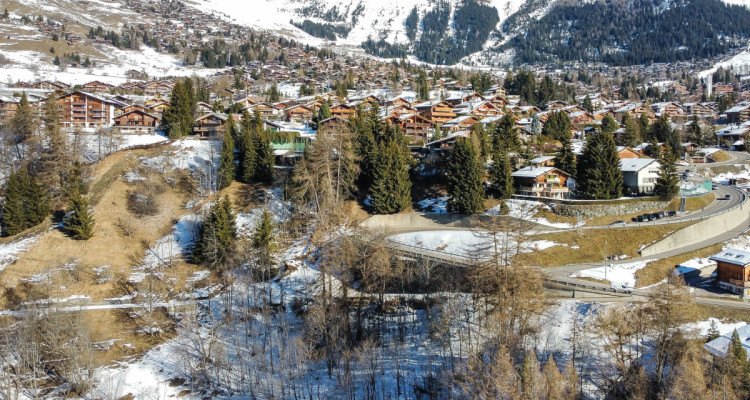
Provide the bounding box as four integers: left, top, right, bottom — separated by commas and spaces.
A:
634, 244, 722, 288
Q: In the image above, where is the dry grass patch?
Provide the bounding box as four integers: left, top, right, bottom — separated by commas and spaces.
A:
709, 150, 731, 163
633, 244, 722, 288
695, 304, 750, 322
517, 222, 694, 267
666, 193, 715, 212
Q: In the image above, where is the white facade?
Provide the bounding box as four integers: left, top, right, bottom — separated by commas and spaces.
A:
620, 158, 661, 194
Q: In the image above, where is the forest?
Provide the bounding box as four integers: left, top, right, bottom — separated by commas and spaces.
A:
506, 0, 750, 65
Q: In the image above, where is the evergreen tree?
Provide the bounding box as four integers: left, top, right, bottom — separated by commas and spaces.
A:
1, 169, 49, 236
706, 320, 721, 342
161, 81, 192, 138
9, 92, 36, 145
445, 138, 484, 214
63, 192, 94, 240
621, 113, 640, 147
37, 94, 71, 208
490, 148, 515, 198
688, 114, 703, 146
192, 196, 237, 269
217, 129, 235, 190
266, 83, 281, 103
601, 115, 618, 135
251, 208, 278, 280
638, 113, 651, 142
729, 329, 749, 373
654, 143, 680, 200
492, 114, 520, 152
253, 130, 275, 183
557, 136, 577, 175
582, 95, 593, 113
531, 114, 541, 136
237, 112, 257, 184
542, 111, 572, 142
64, 161, 86, 199
576, 131, 623, 199
644, 139, 662, 159
416, 71, 431, 101
369, 129, 412, 214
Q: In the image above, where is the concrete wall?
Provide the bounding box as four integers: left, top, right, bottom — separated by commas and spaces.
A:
640, 200, 750, 257
551, 200, 670, 219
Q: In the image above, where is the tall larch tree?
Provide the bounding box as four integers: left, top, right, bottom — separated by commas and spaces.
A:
557, 136, 577, 175
445, 138, 485, 214
621, 113, 640, 147
493, 114, 520, 152
192, 196, 237, 270
253, 130, 276, 183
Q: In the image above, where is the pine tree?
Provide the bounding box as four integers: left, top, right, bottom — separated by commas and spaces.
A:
253, 130, 275, 183
601, 115, 618, 135
729, 329, 749, 371
1, 169, 50, 236
654, 143, 680, 200
492, 114, 520, 152
237, 115, 257, 184
445, 138, 484, 214
689, 114, 703, 146
266, 83, 281, 103
192, 196, 237, 269
582, 95, 593, 113
63, 192, 94, 240
161, 81, 192, 138
542, 111, 572, 142
9, 92, 36, 144
490, 148, 514, 198
217, 129, 235, 190
38, 94, 71, 208
706, 320, 721, 342
577, 131, 623, 199
621, 113, 640, 147
369, 130, 412, 214
531, 114, 542, 136
251, 208, 278, 280
557, 136, 577, 175
638, 113, 651, 142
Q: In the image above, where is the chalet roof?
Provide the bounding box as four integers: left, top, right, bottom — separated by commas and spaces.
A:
194, 113, 227, 123
425, 130, 470, 146
530, 156, 557, 164
725, 105, 750, 113
704, 324, 750, 361
710, 249, 750, 266
511, 166, 557, 179
619, 158, 659, 173
115, 108, 160, 120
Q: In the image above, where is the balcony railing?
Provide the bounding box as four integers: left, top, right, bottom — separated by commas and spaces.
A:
728, 278, 750, 287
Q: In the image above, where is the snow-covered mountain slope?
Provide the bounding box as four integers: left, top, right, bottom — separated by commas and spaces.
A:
188, 0, 527, 47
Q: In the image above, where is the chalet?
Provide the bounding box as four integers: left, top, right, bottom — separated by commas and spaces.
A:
530, 156, 557, 167
319, 117, 350, 132
709, 249, 750, 298
244, 103, 281, 119
442, 116, 478, 133
617, 147, 641, 159
148, 101, 170, 117
196, 102, 213, 114
193, 113, 228, 137
568, 111, 595, 127
386, 96, 412, 107
546, 101, 569, 111
233, 95, 265, 108
619, 158, 660, 195
114, 109, 159, 133
331, 103, 356, 120
285, 104, 314, 123
511, 167, 571, 199
651, 102, 686, 119
415, 101, 456, 124
386, 113, 433, 142
688, 102, 718, 118
57, 91, 125, 128
35, 80, 69, 91
445, 92, 484, 106
453, 101, 503, 118
82, 81, 114, 93
489, 95, 510, 108
725, 105, 750, 124
425, 130, 471, 153
705, 324, 750, 361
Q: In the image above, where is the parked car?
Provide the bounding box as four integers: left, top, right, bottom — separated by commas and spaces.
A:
610, 220, 626, 227
712, 183, 719, 190
611, 282, 633, 294
667, 211, 677, 217
650, 212, 662, 220
724, 194, 731, 200
657, 211, 668, 218
638, 214, 651, 222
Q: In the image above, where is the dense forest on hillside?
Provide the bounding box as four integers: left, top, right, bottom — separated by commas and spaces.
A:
506, 0, 750, 65
363, 0, 499, 65
292, 19, 351, 41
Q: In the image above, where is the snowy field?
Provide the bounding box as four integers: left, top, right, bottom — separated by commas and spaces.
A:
0, 234, 42, 273
389, 229, 562, 259
570, 261, 647, 288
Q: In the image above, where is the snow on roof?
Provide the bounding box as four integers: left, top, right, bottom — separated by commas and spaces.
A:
531, 156, 556, 164
725, 105, 750, 113
710, 249, 750, 266
511, 166, 555, 178
619, 158, 659, 172
705, 324, 750, 361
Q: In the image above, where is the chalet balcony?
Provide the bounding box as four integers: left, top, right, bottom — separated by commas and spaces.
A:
729, 278, 750, 288
545, 177, 562, 184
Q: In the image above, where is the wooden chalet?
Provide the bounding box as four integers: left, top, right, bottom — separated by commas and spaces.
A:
725, 105, 750, 124
148, 101, 170, 117
445, 92, 484, 106
331, 103, 356, 120
82, 80, 115, 93
386, 113, 433, 142
35, 80, 69, 91
710, 249, 750, 298
546, 101, 569, 111
511, 167, 571, 199
196, 102, 213, 114
319, 117, 350, 133
114, 109, 159, 133
617, 147, 642, 159
244, 103, 281, 119
568, 111, 595, 127
415, 101, 456, 124
442, 116, 478, 133
193, 113, 228, 137
57, 91, 125, 128
285, 104, 314, 123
